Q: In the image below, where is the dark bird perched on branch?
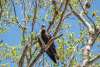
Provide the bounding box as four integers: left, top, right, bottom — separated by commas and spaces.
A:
37, 24, 59, 63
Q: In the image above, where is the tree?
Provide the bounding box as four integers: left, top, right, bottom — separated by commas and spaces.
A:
0, 0, 100, 67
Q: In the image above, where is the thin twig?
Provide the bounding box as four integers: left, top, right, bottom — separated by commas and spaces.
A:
47, 0, 58, 32
54, 0, 69, 36
10, 0, 23, 29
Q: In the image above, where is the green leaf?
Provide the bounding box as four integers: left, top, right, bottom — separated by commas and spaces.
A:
0, 27, 7, 34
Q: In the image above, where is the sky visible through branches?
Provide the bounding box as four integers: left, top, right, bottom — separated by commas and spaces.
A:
0, 0, 100, 67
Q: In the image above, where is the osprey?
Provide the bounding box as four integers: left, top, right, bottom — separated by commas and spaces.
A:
38, 25, 59, 63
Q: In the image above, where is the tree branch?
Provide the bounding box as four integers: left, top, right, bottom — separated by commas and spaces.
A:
69, 4, 94, 33
18, 0, 38, 67
67, 44, 79, 67
31, 0, 38, 32
78, 0, 96, 33
18, 39, 38, 67
88, 54, 100, 64
69, 2, 100, 67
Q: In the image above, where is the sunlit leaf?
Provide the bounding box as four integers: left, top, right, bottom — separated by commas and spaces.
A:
0, 28, 7, 34
11, 48, 16, 56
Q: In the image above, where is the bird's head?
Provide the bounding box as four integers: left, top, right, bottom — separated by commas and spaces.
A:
41, 24, 46, 34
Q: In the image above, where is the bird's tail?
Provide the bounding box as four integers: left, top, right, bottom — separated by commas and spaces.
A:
46, 50, 58, 63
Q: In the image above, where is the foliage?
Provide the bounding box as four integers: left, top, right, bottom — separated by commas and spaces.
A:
0, 0, 100, 67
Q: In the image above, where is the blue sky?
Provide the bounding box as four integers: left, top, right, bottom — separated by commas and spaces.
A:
0, 0, 100, 66
0, 0, 100, 45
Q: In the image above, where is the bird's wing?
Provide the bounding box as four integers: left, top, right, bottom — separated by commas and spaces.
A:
46, 34, 59, 63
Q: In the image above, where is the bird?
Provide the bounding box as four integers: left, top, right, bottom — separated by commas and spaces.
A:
38, 24, 59, 63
